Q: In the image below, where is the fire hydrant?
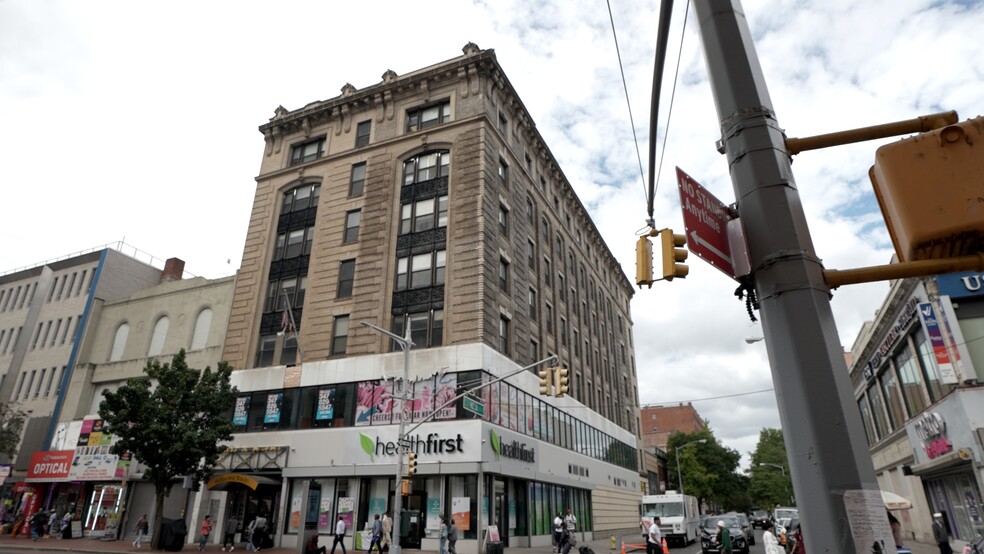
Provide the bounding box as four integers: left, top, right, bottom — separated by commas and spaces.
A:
610, 535, 616, 551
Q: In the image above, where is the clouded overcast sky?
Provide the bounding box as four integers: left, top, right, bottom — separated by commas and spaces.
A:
3, 0, 983, 467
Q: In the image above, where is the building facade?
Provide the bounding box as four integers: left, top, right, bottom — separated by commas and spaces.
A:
639, 403, 704, 452
211, 44, 641, 552
849, 272, 984, 548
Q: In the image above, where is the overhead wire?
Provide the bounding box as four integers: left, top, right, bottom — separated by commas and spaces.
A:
654, 0, 690, 201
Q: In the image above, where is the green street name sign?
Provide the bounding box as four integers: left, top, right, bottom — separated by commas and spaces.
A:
463, 396, 485, 417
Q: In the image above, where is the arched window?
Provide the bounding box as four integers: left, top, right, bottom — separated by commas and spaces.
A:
281, 183, 321, 214
191, 308, 213, 350
148, 316, 169, 356
109, 323, 129, 362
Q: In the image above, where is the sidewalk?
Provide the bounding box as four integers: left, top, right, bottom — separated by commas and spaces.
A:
0, 532, 950, 554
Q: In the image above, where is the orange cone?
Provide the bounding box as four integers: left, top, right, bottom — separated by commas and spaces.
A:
621, 542, 626, 554
661, 537, 669, 554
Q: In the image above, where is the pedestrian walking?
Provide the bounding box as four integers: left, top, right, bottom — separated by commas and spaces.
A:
761, 521, 782, 554
380, 512, 393, 552
368, 514, 382, 553
330, 515, 347, 554
247, 515, 267, 552
932, 513, 952, 554
439, 515, 449, 554
564, 509, 577, 533
552, 513, 563, 552
448, 518, 458, 554
199, 515, 213, 551
30, 510, 47, 541
888, 511, 903, 549
714, 520, 732, 554
647, 517, 662, 554
133, 513, 150, 549
222, 515, 238, 551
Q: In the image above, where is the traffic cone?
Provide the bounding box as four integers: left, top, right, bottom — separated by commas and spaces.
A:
661, 537, 669, 554
621, 542, 626, 554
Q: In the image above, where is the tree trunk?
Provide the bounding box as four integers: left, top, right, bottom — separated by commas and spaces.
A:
153, 489, 166, 550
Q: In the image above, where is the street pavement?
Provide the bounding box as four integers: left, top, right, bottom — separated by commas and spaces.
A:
0, 530, 946, 554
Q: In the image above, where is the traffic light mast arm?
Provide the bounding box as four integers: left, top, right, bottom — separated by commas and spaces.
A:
824, 253, 984, 289
401, 354, 559, 438
785, 110, 957, 155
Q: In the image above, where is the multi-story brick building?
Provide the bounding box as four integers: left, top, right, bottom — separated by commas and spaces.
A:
210, 44, 641, 552
639, 403, 704, 452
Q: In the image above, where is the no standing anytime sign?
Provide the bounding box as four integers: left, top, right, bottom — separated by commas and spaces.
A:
676, 167, 736, 279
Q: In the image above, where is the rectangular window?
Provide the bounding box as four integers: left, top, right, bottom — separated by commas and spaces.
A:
561, 317, 568, 346
499, 317, 510, 354
47, 280, 56, 302
35, 368, 46, 398
528, 240, 536, 268
25, 370, 36, 400
44, 367, 56, 398
76, 270, 88, 296
894, 345, 930, 415
289, 137, 325, 166
331, 316, 350, 356
66, 273, 77, 298
546, 304, 553, 334
343, 210, 361, 243
498, 112, 508, 136
544, 259, 552, 287
406, 101, 451, 132
337, 260, 356, 298
530, 339, 539, 361
349, 163, 366, 196
411, 253, 434, 289
30, 323, 43, 350
529, 288, 537, 321
499, 259, 509, 292
498, 205, 509, 237
498, 158, 509, 186
13, 371, 25, 401
50, 319, 62, 348
256, 335, 277, 367
435, 251, 446, 285
355, 120, 371, 147
55, 276, 67, 301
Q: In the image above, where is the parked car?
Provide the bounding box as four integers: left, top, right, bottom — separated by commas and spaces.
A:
699, 515, 749, 554
750, 510, 770, 529
732, 513, 755, 546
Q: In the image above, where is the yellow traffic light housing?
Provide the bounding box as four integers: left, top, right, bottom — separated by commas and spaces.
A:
405, 451, 417, 476
553, 367, 569, 397
401, 479, 410, 495
660, 229, 689, 280
635, 235, 654, 288
538, 367, 553, 396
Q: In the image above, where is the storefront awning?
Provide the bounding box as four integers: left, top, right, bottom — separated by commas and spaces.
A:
206, 473, 280, 491
908, 448, 973, 476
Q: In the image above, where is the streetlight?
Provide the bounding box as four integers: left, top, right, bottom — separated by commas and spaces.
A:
676, 439, 707, 497
362, 321, 413, 554
756, 462, 785, 475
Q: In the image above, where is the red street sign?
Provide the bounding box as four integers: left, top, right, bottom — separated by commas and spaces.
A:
676, 167, 735, 278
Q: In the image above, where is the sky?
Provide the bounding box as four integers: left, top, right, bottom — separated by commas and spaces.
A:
3, 0, 983, 470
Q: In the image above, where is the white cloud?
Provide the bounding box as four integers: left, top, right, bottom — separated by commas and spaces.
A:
2, 0, 982, 468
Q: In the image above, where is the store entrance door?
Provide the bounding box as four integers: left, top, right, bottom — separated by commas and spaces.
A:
494, 479, 509, 546
400, 491, 426, 550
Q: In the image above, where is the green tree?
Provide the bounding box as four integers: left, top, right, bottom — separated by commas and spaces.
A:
666, 427, 743, 512
748, 428, 793, 509
99, 350, 237, 536
0, 403, 27, 462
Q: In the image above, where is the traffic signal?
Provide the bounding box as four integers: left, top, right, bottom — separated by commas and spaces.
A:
635, 235, 654, 288
401, 479, 410, 495
405, 451, 417, 476
660, 229, 689, 280
538, 367, 553, 396
553, 367, 569, 397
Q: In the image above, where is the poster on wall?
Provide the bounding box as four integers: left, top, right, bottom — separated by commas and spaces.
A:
368, 498, 387, 520
435, 373, 457, 420
372, 381, 394, 425
426, 498, 441, 531
289, 492, 303, 532
451, 497, 470, 531
356, 382, 376, 426
318, 498, 333, 529
507, 387, 518, 431
338, 497, 355, 530
488, 384, 500, 425
316, 388, 336, 421
233, 397, 250, 426
264, 393, 283, 424
918, 302, 959, 384
411, 378, 435, 421
508, 499, 516, 529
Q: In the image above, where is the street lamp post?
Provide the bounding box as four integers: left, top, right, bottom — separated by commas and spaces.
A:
362, 321, 413, 554
675, 439, 707, 497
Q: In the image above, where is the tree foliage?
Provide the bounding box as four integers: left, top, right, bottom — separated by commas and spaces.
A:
666, 427, 744, 512
0, 403, 27, 462
748, 428, 793, 509
99, 350, 237, 532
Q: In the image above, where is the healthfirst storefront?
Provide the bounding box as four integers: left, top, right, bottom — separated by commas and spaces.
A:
229, 419, 637, 553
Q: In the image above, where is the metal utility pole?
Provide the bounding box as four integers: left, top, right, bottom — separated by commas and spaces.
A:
675, 438, 706, 497
362, 322, 412, 554
690, 1, 881, 551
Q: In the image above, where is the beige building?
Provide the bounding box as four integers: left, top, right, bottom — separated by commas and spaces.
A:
215, 44, 642, 552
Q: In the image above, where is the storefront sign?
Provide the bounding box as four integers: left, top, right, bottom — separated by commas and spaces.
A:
26, 451, 74, 481
206, 473, 260, 490
914, 412, 953, 459
360, 432, 464, 460
865, 297, 920, 381
489, 429, 535, 463
918, 303, 959, 384
937, 272, 984, 299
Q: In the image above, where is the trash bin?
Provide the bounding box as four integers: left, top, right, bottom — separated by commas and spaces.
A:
486, 542, 503, 554
154, 518, 188, 551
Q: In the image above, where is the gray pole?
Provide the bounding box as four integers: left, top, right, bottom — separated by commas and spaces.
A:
691, 1, 879, 551
362, 322, 412, 554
